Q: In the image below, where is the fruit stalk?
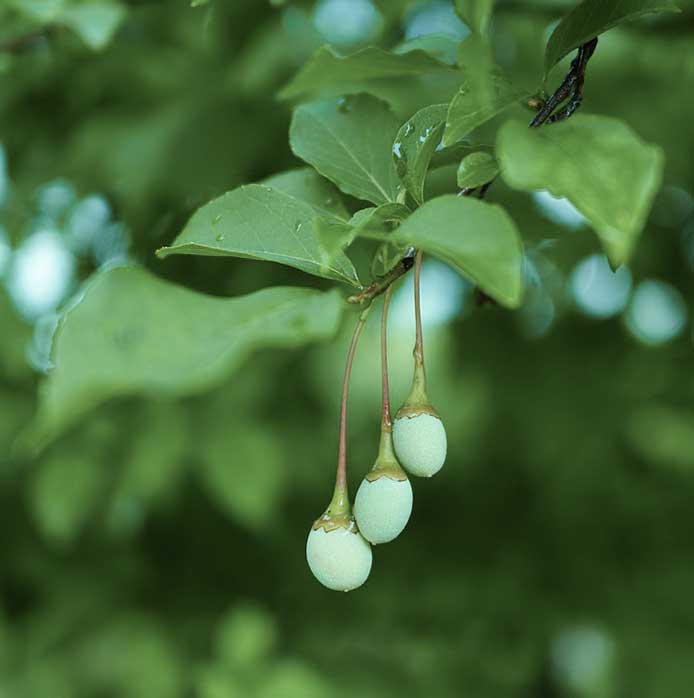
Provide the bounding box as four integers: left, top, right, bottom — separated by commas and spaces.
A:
413, 249, 424, 369
380, 285, 393, 434
404, 249, 429, 408
370, 284, 403, 476
354, 285, 413, 545
334, 305, 371, 505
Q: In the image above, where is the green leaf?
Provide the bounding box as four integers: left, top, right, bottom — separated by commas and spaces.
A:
279, 45, 453, 102
430, 141, 476, 170
30, 447, 108, 544
444, 73, 525, 146
496, 115, 664, 266
34, 267, 345, 440
156, 184, 359, 286
393, 104, 448, 205
199, 423, 286, 531
109, 402, 189, 531
385, 195, 523, 307
315, 203, 410, 270
457, 151, 499, 189
545, 0, 680, 76
290, 95, 401, 206
454, 0, 495, 36
625, 405, 694, 473
393, 34, 460, 65
349, 203, 410, 232
215, 605, 277, 667
261, 168, 350, 222
314, 218, 357, 271
443, 38, 527, 146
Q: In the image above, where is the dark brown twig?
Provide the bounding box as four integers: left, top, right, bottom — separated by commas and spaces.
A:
530, 37, 598, 128
347, 248, 415, 305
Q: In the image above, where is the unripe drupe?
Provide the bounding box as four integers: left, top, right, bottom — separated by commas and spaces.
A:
306, 494, 372, 592
393, 406, 447, 478
355, 432, 413, 544
394, 249, 448, 479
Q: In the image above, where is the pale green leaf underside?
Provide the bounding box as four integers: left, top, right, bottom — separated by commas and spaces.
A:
497, 115, 664, 266
393, 104, 448, 205
387, 195, 524, 307
545, 0, 680, 76
457, 151, 499, 189
279, 45, 453, 102
157, 184, 359, 286
290, 95, 401, 206
34, 267, 345, 441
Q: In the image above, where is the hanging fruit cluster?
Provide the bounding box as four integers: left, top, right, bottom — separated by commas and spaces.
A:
306, 252, 447, 591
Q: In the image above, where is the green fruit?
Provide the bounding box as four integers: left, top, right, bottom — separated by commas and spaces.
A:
393, 410, 447, 477
354, 474, 413, 544
306, 518, 372, 592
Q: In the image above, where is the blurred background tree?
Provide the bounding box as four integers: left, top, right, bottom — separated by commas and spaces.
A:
1, 1, 694, 696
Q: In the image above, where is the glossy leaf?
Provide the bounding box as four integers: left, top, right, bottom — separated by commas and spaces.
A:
545, 0, 680, 76
393, 104, 448, 205
497, 116, 664, 266
34, 267, 345, 440
386, 195, 523, 307
279, 45, 452, 102
290, 95, 401, 206
157, 184, 359, 286
457, 151, 499, 189
454, 0, 495, 35
262, 168, 349, 222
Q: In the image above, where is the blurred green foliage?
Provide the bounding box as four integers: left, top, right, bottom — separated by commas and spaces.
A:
2, 1, 694, 697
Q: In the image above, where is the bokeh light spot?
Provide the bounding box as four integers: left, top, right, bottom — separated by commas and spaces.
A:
313, 0, 383, 46
390, 258, 469, 331
405, 1, 469, 40
570, 254, 632, 319
625, 279, 687, 346
6, 230, 76, 321
533, 191, 586, 230
551, 626, 614, 693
